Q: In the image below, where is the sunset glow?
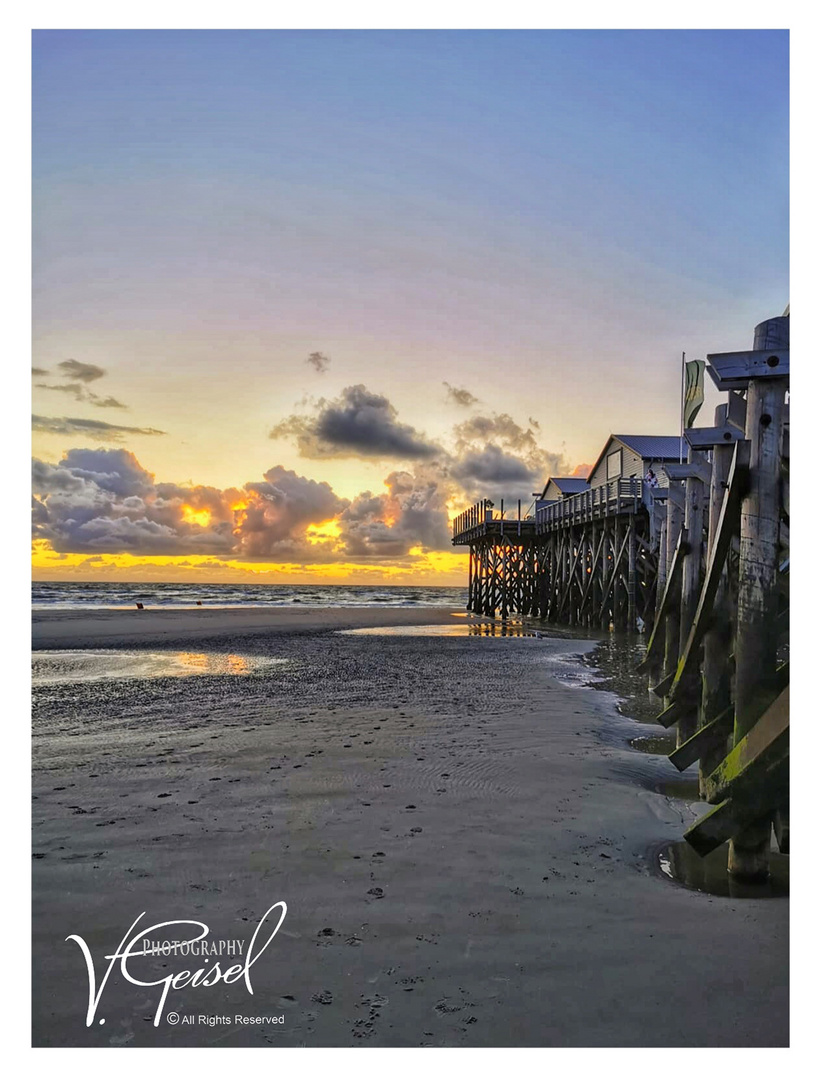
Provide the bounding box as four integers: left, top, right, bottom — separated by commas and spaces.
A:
180, 505, 213, 528
32, 30, 788, 586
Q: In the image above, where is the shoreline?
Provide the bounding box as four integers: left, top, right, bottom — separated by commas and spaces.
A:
32, 604, 473, 650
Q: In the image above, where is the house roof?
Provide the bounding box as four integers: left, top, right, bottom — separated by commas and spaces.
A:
587, 434, 682, 484
613, 435, 683, 460
550, 477, 590, 493
537, 476, 589, 499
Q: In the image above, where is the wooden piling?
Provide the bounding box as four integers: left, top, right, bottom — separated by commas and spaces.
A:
627, 518, 637, 631
728, 375, 788, 881
676, 451, 708, 745
661, 480, 684, 697
467, 546, 474, 612
699, 438, 735, 791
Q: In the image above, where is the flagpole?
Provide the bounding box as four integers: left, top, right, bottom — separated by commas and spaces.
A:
679, 351, 685, 463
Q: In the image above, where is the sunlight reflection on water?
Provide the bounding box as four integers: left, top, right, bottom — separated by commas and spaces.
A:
339, 619, 538, 638
32, 650, 285, 685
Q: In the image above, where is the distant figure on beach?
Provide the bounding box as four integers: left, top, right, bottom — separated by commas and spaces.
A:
136, 602, 144, 610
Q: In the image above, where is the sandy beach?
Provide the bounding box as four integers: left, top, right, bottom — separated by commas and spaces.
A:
31, 606, 788, 1047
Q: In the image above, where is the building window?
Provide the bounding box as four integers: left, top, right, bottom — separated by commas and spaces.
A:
606, 449, 622, 480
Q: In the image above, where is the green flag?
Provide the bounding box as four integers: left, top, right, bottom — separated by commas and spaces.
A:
684, 359, 706, 428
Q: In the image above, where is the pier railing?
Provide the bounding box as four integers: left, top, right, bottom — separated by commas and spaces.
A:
452, 499, 534, 541
535, 477, 653, 532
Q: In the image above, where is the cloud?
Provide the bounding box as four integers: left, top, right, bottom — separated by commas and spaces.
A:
450, 412, 566, 505
572, 462, 591, 478
306, 351, 331, 374
35, 383, 127, 408
58, 359, 106, 383
337, 468, 450, 558
270, 385, 440, 460
443, 382, 479, 407
34, 358, 127, 409
451, 445, 538, 486
31, 398, 571, 563
32, 416, 165, 441
32, 449, 349, 560
234, 466, 348, 558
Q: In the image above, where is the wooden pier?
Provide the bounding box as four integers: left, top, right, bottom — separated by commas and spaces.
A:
453, 480, 662, 630
452, 501, 540, 620
452, 311, 790, 881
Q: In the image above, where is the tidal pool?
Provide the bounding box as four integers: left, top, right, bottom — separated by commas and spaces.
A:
32, 650, 286, 685
656, 840, 789, 898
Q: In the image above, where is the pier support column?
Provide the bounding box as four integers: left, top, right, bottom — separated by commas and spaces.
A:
677, 452, 708, 745
662, 481, 684, 699
699, 441, 734, 792
467, 546, 474, 612
729, 376, 788, 881
627, 517, 637, 631
612, 519, 621, 629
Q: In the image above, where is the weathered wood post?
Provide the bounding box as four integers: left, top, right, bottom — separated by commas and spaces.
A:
501, 536, 509, 622
612, 518, 621, 628
627, 515, 637, 631
592, 518, 605, 630
473, 541, 482, 615
655, 514, 668, 616
468, 545, 474, 612
660, 480, 685, 696
698, 426, 737, 791
647, 512, 667, 687
728, 359, 788, 880
599, 523, 610, 629
676, 451, 709, 744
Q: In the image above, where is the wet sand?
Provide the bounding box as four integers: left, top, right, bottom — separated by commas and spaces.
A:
32, 608, 788, 1047
32, 603, 471, 650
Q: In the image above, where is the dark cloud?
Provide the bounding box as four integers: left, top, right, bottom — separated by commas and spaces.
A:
32, 449, 348, 561
451, 412, 566, 505
306, 351, 331, 374
271, 385, 440, 460
58, 359, 106, 383
234, 467, 348, 558
454, 413, 543, 454
34, 358, 127, 409
451, 445, 538, 487
337, 468, 450, 558
31, 399, 570, 563
32, 416, 165, 441
42, 448, 157, 497
443, 382, 479, 407
35, 382, 127, 408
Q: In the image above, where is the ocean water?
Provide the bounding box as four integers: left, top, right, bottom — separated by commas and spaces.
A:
31, 581, 468, 611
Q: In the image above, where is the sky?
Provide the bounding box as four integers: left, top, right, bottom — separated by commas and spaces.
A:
31, 29, 789, 585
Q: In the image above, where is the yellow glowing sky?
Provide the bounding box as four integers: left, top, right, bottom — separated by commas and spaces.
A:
31, 539, 469, 586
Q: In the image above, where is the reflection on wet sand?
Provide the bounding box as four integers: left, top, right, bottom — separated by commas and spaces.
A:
32, 650, 284, 685
658, 841, 789, 898
653, 777, 701, 800
629, 733, 678, 756
341, 619, 544, 638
